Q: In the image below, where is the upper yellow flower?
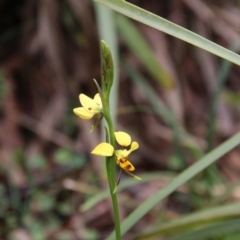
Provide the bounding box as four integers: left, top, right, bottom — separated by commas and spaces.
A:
91, 131, 140, 179
73, 93, 102, 120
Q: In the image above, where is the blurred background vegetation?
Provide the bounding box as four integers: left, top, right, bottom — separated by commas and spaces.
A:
1, 0, 240, 239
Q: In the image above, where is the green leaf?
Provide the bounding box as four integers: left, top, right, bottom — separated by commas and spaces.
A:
138, 202, 240, 239
170, 219, 240, 240
94, 0, 240, 66
117, 15, 173, 88
80, 172, 174, 212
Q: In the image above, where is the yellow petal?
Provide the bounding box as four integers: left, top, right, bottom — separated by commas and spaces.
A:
73, 107, 94, 119
115, 149, 129, 160
114, 131, 131, 146
126, 142, 139, 156
115, 142, 139, 160
91, 142, 114, 156
118, 157, 135, 171
80, 94, 101, 113
127, 141, 139, 155
94, 93, 102, 108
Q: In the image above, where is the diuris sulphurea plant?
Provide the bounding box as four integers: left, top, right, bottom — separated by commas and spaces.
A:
73, 41, 140, 240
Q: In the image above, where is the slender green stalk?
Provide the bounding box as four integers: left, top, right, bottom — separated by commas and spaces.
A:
105, 114, 121, 239
94, 79, 121, 239
94, 38, 121, 239
103, 86, 120, 238
105, 157, 121, 239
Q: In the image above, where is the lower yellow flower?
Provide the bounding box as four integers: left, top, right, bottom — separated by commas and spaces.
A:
73, 93, 102, 120
91, 131, 140, 180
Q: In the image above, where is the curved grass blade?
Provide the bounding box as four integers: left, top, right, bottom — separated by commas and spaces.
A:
116, 14, 173, 88
170, 218, 240, 240
94, 0, 240, 66
80, 172, 174, 212
138, 202, 240, 239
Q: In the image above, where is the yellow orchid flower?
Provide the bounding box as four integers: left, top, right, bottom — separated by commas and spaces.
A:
73, 93, 102, 120
91, 131, 140, 180
114, 131, 139, 171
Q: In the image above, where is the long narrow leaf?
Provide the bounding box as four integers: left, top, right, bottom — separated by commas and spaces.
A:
117, 14, 173, 88
138, 202, 240, 239
206, 42, 239, 152
80, 172, 174, 212
170, 218, 240, 240
94, 0, 240, 66
125, 64, 203, 152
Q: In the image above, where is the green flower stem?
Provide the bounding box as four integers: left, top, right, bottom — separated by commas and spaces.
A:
95, 41, 121, 239
99, 92, 121, 239
105, 113, 121, 239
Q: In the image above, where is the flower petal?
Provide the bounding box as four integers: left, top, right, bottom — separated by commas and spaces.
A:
127, 141, 139, 155
115, 142, 139, 159
80, 94, 100, 113
73, 107, 94, 119
114, 131, 131, 146
91, 142, 114, 156
115, 149, 129, 160
118, 157, 135, 171
94, 93, 102, 108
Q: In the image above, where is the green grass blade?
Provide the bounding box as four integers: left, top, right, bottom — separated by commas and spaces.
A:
116, 14, 173, 88
170, 218, 240, 240
80, 172, 175, 212
138, 202, 240, 239
202, 43, 239, 189
94, 0, 240, 66
125, 64, 203, 152
107, 131, 240, 239
206, 42, 239, 152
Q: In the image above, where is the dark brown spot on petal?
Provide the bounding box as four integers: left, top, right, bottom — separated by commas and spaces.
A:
125, 164, 131, 170
88, 108, 92, 110
120, 158, 127, 163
